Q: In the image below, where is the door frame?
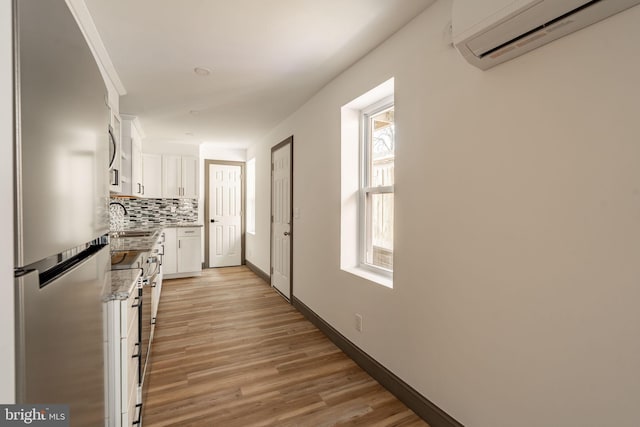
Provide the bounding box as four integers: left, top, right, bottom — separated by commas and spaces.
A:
204, 159, 246, 269
270, 136, 294, 301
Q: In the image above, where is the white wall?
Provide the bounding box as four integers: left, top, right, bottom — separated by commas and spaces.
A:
246, 2, 640, 426
246, 141, 272, 270
142, 139, 199, 157
1, 0, 15, 404
199, 144, 247, 163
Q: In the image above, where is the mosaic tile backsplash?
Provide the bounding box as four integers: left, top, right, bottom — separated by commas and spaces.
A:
110, 198, 198, 230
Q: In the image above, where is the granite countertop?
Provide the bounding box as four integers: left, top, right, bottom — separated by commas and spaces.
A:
110, 229, 162, 252
166, 222, 204, 228
110, 224, 204, 251
114, 222, 204, 231
107, 223, 203, 300
106, 269, 141, 301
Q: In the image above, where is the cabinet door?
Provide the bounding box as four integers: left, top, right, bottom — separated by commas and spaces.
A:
162, 155, 181, 198
181, 156, 199, 198
142, 153, 162, 198
109, 112, 122, 193
131, 126, 143, 196
119, 117, 134, 195
177, 236, 201, 273
163, 228, 177, 275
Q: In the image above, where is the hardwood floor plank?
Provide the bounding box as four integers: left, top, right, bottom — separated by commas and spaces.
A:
144, 266, 428, 426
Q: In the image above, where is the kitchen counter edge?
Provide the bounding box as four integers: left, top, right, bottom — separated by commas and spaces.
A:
106, 269, 141, 301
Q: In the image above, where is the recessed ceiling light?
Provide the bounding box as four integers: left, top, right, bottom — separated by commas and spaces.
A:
193, 66, 212, 76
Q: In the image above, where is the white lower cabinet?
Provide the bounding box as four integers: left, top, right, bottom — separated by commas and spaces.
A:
163, 227, 202, 278
178, 229, 201, 273
107, 281, 141, 427
162, 228, 177, 275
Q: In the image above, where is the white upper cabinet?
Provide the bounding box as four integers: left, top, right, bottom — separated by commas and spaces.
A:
117, 116, 198, 199
162, 155, 181, 198
181, 156, 199, 198
142, 153, 162, 198
130, 126, 142, 196
120, 115, 144, 197
162, 155, 198, 198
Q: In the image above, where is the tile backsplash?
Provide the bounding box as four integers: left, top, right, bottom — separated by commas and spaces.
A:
110, 198, 198, 230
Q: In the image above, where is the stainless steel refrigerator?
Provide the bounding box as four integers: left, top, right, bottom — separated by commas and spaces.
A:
13, 0, 110, 425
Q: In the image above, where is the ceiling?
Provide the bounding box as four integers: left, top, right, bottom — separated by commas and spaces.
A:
84, 0, 434, 148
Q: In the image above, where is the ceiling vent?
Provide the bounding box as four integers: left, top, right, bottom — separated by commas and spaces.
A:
452, 0, 640, 70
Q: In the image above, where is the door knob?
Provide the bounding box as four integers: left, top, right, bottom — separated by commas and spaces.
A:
210, 219, 216, 223
283, 231, 290, 236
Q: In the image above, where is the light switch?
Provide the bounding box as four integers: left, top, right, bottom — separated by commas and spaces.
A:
294, 207, 300, 219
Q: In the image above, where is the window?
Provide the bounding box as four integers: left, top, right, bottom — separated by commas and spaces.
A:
361, 99, 394, 273
246, 158, 256, 234
340, 77, 394, 287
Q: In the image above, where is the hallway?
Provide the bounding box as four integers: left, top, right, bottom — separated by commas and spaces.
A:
144, 266, 427, 426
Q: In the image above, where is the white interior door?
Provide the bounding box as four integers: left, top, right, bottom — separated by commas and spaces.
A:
271, 142, 292, 299
209, 164, 242, 267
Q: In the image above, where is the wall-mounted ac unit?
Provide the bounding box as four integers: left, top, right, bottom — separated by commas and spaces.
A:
452, 0, 640, 70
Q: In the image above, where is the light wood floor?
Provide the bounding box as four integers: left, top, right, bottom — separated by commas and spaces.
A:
144, 266, 428, 427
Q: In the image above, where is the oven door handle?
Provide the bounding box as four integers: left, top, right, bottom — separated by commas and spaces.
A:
146, 257, 160, 278
145, 271, 159, 287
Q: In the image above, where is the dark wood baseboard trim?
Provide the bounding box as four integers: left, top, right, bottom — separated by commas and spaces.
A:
292, 297, 464, 427
245, 260, 271, 285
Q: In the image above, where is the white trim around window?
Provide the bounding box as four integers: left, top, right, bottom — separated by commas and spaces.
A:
340, 77, 395, 288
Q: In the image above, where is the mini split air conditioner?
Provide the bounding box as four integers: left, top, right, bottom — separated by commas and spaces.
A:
452, 0, 640, 70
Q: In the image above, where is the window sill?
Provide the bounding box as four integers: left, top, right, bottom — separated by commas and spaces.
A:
342, 266, 393, 289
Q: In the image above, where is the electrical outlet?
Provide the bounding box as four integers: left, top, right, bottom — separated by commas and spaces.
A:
355, 314, 363, 332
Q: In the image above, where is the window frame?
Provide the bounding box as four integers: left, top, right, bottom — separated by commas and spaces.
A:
359, 96, 394, 277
